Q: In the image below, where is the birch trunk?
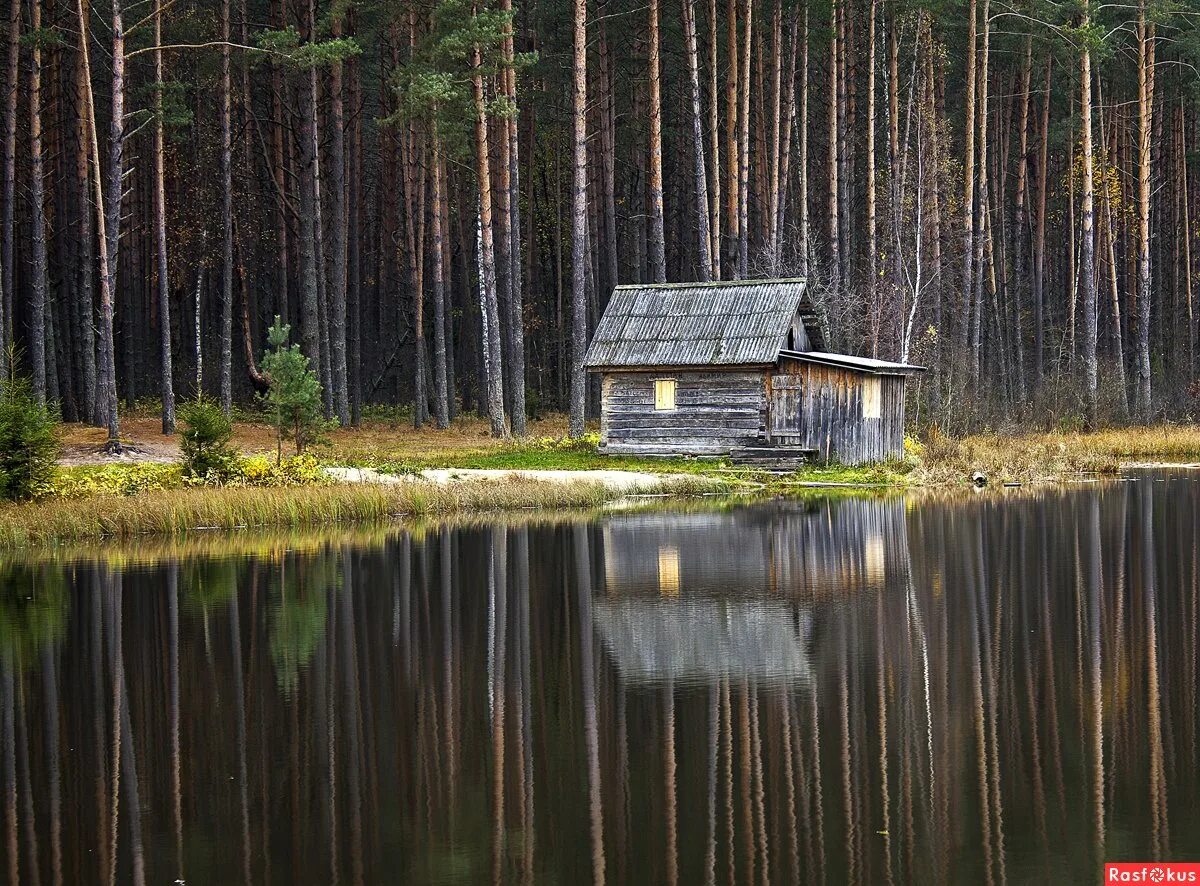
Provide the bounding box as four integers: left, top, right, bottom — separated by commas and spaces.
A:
472, 42, 507, 438
568, 0, 588, 436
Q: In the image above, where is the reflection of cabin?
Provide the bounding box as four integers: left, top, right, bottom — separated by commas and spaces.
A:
583, 278, 924, 464
592, 599, 811, 686
598, 500, 908, 599
589, 500, 909, 687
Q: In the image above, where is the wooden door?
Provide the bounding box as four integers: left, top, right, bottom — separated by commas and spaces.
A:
768, 373, 805, 444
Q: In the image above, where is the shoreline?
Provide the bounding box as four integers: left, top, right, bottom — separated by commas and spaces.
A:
2, 416, 1197, 549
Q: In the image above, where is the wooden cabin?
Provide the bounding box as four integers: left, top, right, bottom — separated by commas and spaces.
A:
583, 278, 923, 465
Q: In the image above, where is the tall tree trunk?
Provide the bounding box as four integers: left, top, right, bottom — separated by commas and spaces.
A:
329, 16, 350, 426
1012, 37, 1032, 409
725, 0, 739, 276
501, 0, 527, 434
737, 0, 752, 277
1079, 5, 1098, 419
75, 38, 97, 420
568, 0, 588, 436
1135, 7, 1154, 416
797, 2, 808, 276
827, 0, 840, 290
472, 40, 507, 438
683, 0, 712, 279
765, 0, 782, 273
153, 0, 175, 432
707, 0, 722, 278
776, 7, 798, 271
1033, 54, 1050, 390
647, 0, 666, 282
1, 0, 17, 354
431, 120, 450, 428
865, 0, 878, 356
28, 0, 48, 402
959, 0, 977, 364
98, 0, 125, 443
219, 0, 233, 412
297, 3, 321, 383
969, 0, 989, 390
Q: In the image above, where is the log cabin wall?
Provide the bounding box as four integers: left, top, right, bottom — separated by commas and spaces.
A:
769, 360, 906, 464
599, 369, 768, 455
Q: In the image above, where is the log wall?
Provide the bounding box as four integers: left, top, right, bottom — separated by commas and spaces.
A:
598, 370, 768, 455
768, 361, 906, 464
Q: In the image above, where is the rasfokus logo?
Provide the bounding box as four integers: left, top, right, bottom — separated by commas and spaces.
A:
1106, 863, 1200, 883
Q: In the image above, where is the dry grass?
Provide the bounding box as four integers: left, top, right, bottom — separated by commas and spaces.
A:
59, 412, 577, 462
913, 424, 1200, 486
0, 475, 668, 548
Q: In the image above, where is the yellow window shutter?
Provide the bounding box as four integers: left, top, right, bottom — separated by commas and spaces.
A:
654, 379, 677, 411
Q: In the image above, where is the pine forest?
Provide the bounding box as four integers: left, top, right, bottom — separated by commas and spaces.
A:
0, 0, 1198, 439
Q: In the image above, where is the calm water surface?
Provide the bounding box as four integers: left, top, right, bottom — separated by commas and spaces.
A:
1, 475, 1199, 884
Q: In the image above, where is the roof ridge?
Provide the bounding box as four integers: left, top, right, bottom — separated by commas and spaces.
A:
612, 277, 806, 291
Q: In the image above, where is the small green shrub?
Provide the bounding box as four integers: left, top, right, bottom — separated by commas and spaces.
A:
260, 317, 334, 460
0, 373, 60, 500
179, 398, 239, 481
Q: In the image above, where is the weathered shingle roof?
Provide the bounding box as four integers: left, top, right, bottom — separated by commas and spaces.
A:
584, 278, 824, 368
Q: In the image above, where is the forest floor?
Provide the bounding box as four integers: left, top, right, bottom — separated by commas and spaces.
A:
56, 408, 1200, 487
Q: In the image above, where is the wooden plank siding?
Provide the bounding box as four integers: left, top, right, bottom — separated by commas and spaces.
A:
768, 360, 906, 464
599, 370, 768, 455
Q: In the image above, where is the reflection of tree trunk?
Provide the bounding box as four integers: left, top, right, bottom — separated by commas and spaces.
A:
108, 574, 146, 886
2, 658, 15, 886
230, 593, 251, 885
440, 529, 457, 806
738, 688, 755, 885
720, 680, 734, 885
663, 682, 678, 886
839, 629, 857, 886
967, 538, 993, 886
876, 599, 893, 886
490, 528, 508, 886
705, 686, 719, 886
1142, 484, 1168, 856
14, 680, 39, 886
41, 646, 61, 886
749, 687, 768, 886
1085, 497, 1105, 861
574, 525, 605, 886
340, 550, 365, 886
515, 528, 534, 881
168, 563, 183, 878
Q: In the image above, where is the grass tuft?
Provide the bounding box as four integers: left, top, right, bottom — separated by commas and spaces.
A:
0, 476, 660, 548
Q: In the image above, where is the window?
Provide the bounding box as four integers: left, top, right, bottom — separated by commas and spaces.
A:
862, 377, 882, 419
654, 379, 677, 411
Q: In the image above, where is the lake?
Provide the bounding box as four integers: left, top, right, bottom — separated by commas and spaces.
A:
1, 474, 1198, 884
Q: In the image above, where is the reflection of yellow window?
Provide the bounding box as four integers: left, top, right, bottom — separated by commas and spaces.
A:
862, 377, 881, 419
658, 545, 680, 596
654, 379, 677, 411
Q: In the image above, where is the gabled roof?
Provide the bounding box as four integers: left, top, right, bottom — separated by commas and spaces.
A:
583, 278, 825, 369
779, 350, 925, 375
